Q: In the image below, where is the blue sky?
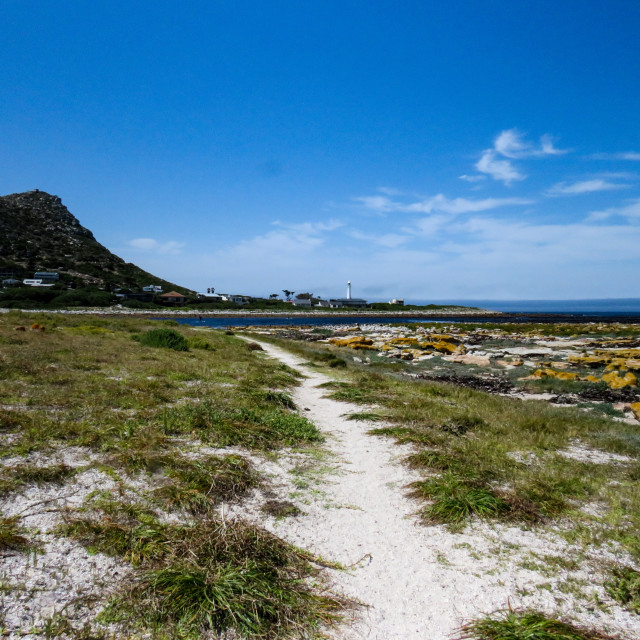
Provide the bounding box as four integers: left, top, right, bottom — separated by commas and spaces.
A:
2, 1, 640, 301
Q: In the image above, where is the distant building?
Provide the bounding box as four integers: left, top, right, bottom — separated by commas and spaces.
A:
220, 294, 245, 304
2, 279, 21, 287
327, 298, 368, 309
34, 272, 59, 283
292, 298, 312, 307
0, 268, 22, 279
389, 299, 404, 305
161, 291, 187, 305
142, 285, 163, 293
197, 292, 223, 301
323, 280, 368, 308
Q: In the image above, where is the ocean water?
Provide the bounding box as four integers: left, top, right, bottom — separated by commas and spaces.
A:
414, 298, 640, 314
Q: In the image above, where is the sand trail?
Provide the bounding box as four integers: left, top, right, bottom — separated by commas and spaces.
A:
247, 340, 640, 640
250, 340, 480, 639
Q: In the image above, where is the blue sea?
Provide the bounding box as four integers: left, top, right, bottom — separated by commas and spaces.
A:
160, 298, 640, 329
419, 298, 640, 314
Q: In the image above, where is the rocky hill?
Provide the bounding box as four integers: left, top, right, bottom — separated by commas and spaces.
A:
0, 190, 192, 293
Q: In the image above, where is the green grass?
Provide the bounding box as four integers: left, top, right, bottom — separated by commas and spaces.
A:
252, 332, 640, 558
63, 499, 346, 639
0, 313, 343, 638
153, 454, 260, 514
345, 412, 386, 422
412, 473, 509, 526
161, 403, 323, 450
605, 566, 640, 614
454, 608, 618, 639
0, 516, 31, 551
0, 463, 77, 496
135, 328, 189, 351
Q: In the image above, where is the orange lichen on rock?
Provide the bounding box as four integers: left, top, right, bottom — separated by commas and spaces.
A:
630, 402, 640, 421
601, 371, 637, 389
568, 354, 610, 368
423, 340, 465, 355
328, 336, 375, 349
30, 323, 45, 331
532, 368, 579, 381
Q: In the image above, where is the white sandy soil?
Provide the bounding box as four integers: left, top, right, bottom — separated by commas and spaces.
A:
246, 339, 640, 640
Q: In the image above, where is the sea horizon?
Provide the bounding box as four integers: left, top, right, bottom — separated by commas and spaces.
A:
404, 298, 640, 314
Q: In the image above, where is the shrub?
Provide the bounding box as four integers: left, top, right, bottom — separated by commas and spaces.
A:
136, 329, 189, 351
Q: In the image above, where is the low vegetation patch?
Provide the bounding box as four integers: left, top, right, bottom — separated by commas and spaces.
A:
253, 333, 640, 561
0, 313, 339, 638
63, 499, 345, 639
605, 565, 640, 614
0, 515, 31, 551
454, 608, 619, 640
135, 328, 189, 351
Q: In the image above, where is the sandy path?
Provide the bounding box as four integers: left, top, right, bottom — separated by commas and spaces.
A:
246, 340, 640, 640
249, 340, 479, 639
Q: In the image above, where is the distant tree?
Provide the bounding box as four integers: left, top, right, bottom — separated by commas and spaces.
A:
269, 293, 279, 299
282, 289, 294, 301
295, 292, 313, 300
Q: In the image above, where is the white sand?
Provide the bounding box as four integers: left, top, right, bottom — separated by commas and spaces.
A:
247, 339, 640, 640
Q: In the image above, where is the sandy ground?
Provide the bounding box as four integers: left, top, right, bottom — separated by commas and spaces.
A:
246, 339, 640, 640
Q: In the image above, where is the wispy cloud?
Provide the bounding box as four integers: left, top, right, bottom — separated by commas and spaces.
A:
475, 150, 525, 184
588, 198, 640, 221
128, 238, 185, 254
356, 192, 532, 215
474, 128, 567, 184
591, 152, 640, 161
459, 174, 486, 183
547, 179, 630, 196
349, 230, 410, 248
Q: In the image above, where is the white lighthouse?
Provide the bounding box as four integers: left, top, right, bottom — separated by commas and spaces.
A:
347, 281, 352, 300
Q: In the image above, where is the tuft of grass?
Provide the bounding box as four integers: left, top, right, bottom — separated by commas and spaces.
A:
412, 473, 509, 526
345, 412, 386, 422
154, 454, 259, 514
261, 499, 302, 519
135, 328, 189, 351
0, 515, 31, 551
77, 512, 347, 639
454, 608, 618, 639
605, 565, 640, 614
186, 336, 215, 350
261, 390, 297, 410
162, 402, 323, 450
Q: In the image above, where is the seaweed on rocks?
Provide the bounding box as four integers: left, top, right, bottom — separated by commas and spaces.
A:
410, 371, 514, 394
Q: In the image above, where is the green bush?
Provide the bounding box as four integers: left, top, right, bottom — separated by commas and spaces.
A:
136, 329, 189, 351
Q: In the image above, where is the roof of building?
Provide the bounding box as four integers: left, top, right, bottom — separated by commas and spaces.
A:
161, 291, 186, 298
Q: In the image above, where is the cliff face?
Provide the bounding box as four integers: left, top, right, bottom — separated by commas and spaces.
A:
0, 190, 191, 292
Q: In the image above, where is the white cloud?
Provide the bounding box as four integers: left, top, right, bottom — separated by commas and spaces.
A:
459, 174, 486, 183
405, 194, 532, 214
475, 150, 525, 184
591, 152, 640, 161
588, 198, 640, 221
494, 129, 567, 159
127, 238, 185, 254
352, 195, 398, 212
547, 179, 630, 196
377, 186, 406, 196
473, 128, 566, 184
349, 230, 410, 248
494, 129, 531, 159
357, 192, 532, 215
